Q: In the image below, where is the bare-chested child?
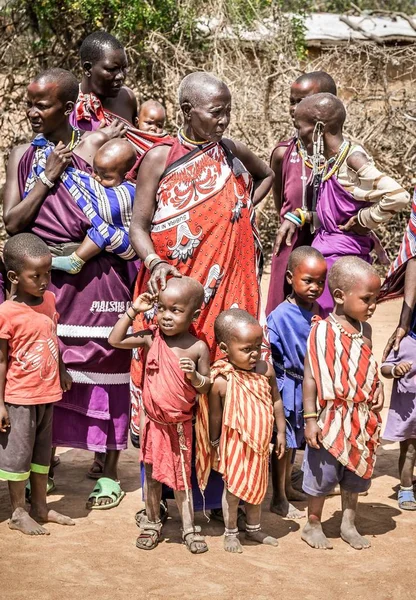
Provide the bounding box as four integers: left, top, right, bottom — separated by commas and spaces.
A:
0, 234, 74, 535
302, 257, 384, 550
204, 309, 286, 553
135, 99, 166, 134
108, 276, 211, 554
51, 136, 137, 274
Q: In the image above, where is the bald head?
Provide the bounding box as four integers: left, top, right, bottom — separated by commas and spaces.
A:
178, 72, 229, 108
32, 68, 79, 104
214, 309, 260, 345
295, 93, 346, 134
328, 257, 380, 295
160, 276, 205, 311
288, 246, 325, 273
294, 71, 337, 96
93, 139, 136, 187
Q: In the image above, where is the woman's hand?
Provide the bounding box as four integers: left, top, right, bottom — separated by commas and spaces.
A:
339, 214, 370, 236
99, 119, 128, 139
274, 220, 297, 255
382, 326, 409, 362
147, 262, 182, 295
44, 141, 73, 182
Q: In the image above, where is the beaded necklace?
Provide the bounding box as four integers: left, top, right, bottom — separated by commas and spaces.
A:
178, 128, 208, 147
69, 127, 81, 150
329, 313, 363, 339
321, 140, 350, 181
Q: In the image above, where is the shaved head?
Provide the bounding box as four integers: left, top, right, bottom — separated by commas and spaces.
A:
139, 100, 165, 117
288, 246, 325, 273
295, 93, 346, 134
161, 276, 205, 311
32, 68, 79, 104
80, 31, 124, 65
214, 308, 260, 345
328, 256, 379, 295
178, 72, 229, 108
94, 139, 136, 171
294, 71, 337, 96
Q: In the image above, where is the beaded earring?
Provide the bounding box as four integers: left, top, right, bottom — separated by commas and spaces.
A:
311, 121, 325, 178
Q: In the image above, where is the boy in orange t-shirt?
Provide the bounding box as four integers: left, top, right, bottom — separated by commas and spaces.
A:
0, 233, 74, 535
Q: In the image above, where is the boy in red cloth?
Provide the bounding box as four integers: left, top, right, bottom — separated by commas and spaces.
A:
109, 276, 210, 553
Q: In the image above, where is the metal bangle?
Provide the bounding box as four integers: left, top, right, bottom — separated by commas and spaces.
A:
144, 253, 161, 269
194, 374, 206, 389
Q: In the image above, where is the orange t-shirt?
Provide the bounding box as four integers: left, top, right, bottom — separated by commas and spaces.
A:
0, 291, 62, 405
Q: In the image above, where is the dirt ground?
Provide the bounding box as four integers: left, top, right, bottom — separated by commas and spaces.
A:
1, 270, 415, 600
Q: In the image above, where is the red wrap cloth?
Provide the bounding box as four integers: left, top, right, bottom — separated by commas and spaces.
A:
141, 328, 197, 491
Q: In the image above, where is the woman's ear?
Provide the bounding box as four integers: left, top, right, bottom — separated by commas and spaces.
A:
7, 270, 18, 285
82, 61, 92, 77
64, 101, 75, 116
332, 288, 344, 305
181, 101, 192, 121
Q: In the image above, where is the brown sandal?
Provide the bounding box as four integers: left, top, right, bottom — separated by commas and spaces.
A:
136, 519, 162, 551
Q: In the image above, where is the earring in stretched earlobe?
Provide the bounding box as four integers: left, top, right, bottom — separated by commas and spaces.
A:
312, 120, 325, 177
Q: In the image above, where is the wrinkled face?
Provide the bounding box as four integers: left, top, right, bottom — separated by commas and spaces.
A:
26, 81, 70, 136
336, 274, 381, 322
287, 258, 327, 306
222, 323, 263, 371
184, 85, 232, 142
156, 285, 197, 336
9, 255, 52, 298
86, 47, 128, 98
289, 81, 319, 122
137, 106, 165, 134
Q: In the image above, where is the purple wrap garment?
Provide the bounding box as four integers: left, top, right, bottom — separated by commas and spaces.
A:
18, 146, 137, 452
312, 175, 374, 316
266, 138, 313, 315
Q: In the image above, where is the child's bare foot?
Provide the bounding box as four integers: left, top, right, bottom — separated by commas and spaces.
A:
245, 529, 279, 546
340, 523, 370, 550
301, 520, 333, 549
285, 486, 307, 502
30, 508, 75, 526
9, 507, 50, 536
270, 498, 305, 519
224, 532, 243, 553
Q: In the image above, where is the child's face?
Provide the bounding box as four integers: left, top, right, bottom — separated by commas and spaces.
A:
92, 157, 125, 188
9, 254, 52, 298
137, 106, 165, 134
156, 285, 197, 336
337, 274, 381, 322
222, 323, 263, 371
287, 258, 327, 306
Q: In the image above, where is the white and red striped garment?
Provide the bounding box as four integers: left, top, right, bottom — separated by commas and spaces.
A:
196, 360, 274, 505
308, 317, 381, 479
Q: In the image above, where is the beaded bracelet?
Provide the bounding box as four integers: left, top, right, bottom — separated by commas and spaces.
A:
304, 412, 318, 419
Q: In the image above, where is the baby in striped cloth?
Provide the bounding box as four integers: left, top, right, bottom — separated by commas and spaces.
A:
302, 256, 384, 551
52, 138, 137, 274
203, 309, 286, 553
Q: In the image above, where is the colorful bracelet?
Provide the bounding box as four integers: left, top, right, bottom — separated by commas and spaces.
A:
294, 209, 306, 227
304, 412, 318, 419
284, 212, 303, 228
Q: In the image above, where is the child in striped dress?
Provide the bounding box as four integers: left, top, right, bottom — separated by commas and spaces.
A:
202, 309, 286, 553
302, 257, 384, 550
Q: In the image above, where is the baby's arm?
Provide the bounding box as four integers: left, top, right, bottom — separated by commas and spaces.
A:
266, 362, 286, 458
179, 340, 211, 394
108, 293, 155, 350
303, 353, 323, 449
0, 339, 10, 432
52, 236, 101, 275
208, 375, 227, 445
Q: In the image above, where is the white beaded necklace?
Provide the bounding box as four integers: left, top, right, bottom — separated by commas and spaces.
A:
329, 313, 363, 339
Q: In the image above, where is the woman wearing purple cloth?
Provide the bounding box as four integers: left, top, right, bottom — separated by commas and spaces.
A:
3, 68, 136, 509
292, 93, 409, 316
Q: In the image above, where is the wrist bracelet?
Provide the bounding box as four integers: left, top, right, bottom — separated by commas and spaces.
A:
125, 310, 136, 321
194, 374, 207, 389
210, 438, 220, 448
129, 304, 140, 314
144, 253, 161, 269
294, 209, 306, 227
149, 259, 169, 273
391, 365, 400, 378
357, 210, 366, 229
304, 412, 318, 419
39, 171, 55, 189
284, 212, 303, 228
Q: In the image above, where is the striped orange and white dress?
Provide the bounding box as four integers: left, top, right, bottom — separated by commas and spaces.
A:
308, 317, 381, 479
196, 360, 274, 505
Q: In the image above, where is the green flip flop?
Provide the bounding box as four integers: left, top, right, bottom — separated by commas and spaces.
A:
86, 477, 126, 510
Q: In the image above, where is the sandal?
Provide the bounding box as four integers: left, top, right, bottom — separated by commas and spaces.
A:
183, 528, 208, 554
135, 500, 168, 527
398, 488, 416, 511
86, 477, 126, 510
136, 519, 163, 551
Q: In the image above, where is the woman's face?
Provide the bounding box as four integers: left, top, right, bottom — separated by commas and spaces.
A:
185, 85, 232, 143
26, 80, 70, 136
294, 111, 316, 154
85, 47, 128, 98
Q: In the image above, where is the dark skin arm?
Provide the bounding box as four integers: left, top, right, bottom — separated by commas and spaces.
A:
3, 142, 72, 235
0, 339, 10, 432
59, 351, 73, 392
179, 340, 211, 395
302, 353, 322, 449
108, 292, 155, 350
222, 138, 274, 206
362, 322, 384, 413
270, 144, 297, 256
208, 375, 226, 443
383, 257, 416, 361
129, 145, 182, 295
266, 362, 286, 458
